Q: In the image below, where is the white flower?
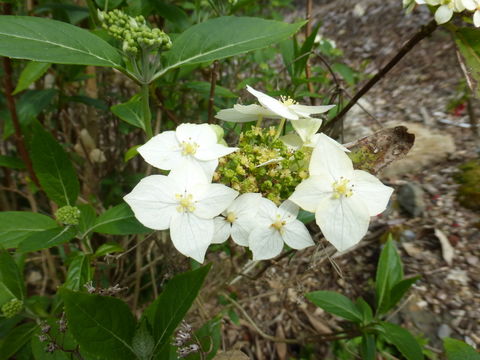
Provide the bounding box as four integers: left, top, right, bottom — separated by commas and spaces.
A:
462, 0, 480, 26
248, 199, 314, 260
138, 123, 237, 177
215, 104, 280, 123
212, 193, 262, 246
416, 0, 464, 24
289, 134, 393, 252
124, 162, 238, 263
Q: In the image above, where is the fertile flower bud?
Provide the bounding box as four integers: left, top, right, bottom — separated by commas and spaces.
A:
1, 298, 23, 318
55, 205, 80, 225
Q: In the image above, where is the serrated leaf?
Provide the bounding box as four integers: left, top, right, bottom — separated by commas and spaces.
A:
13, 61, 51, 95
29, 122, 80, 206
0, 16, 123, 67
0, 212, 57, 249
18, 226, 76, 253
111, 94, 145, 130
91, 203, 152, 235
305, 290, 363, 322
60, 288, 136, 360
156, 17, 304, 78
0, 250, 25, 300
379, 322, 423, 360
444, 338, 480, 360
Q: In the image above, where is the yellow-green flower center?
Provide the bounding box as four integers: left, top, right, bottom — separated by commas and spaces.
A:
332, 177, 353, 199
280, 95, 297, 106
270, 215, 286, 234
226, 212, 237, 223
180, 141, 199, 155
176, 193, 195, 213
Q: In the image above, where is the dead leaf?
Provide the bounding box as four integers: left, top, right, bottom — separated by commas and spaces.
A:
434, 228, 454, 266
347, 126, 415, 174
402, 242, 423, 258
214, 350, 250, 360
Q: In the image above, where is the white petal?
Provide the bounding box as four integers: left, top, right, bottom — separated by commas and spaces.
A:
320, 133, 351, 152
454, 0, 465, 11
170, 212, 214, 263
137, 131, 180, 170
435, 5, 453, 24
195, 143, 238, 161
215, 108, 258, 123
315, 196, 370, 252
246, 85, 298, 120
168, 161, 209, 193
123, 175, 179, 230
463, 0, 476, 10
474, 10, 480, 26
310, 133, 354, 178
249, 227, 284, 260
289, 176, 333, 213
234, 104, 280, 118
282, 221, 314, 249
176, 123, 217, 146
195, 184, 238, 219
231, 218, 257, 246
256, 197, 279, 225
278, 200, 299, 223
197, 159, 219, 179
289, 104, 335, 117
280, 133, 303, 150
229, 193, 262, 217
291, 117, 322, 144
212, 217, 231, 244
352, 170, 394, 216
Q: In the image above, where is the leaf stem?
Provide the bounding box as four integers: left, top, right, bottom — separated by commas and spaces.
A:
274, 118, 286, 140
142, 83, 153, 139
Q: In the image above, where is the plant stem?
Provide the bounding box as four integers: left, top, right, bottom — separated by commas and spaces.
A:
274, 118, 286, 140
208, 61, 219, 124
142, 83, 153, 139
325, 19, 438, 131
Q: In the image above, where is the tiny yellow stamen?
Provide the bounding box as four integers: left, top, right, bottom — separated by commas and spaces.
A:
270, 214, 286, 234
332, 177, 353, 199
180, 141, 199, 155
226, 212, 237, 223
280, 95, 297, 106
175, 193, 196, 213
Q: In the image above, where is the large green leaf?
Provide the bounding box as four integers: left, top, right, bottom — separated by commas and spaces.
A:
13, 61, 51, 95
29, 122, 80, 206
144, 265, 211, 354
64, 253, 92, 291
0, 250, 24, 300
155, 16, 304, 78
375, 237, 403, 315
0, 211, 57, 249
18, 226, 77, 253
60, 289, 136, 360
379, 322, 423, 360
0, 322, 37, 360
444, 338, 480, 360
305, 291, 363, 323
0, 155, 25, 169
91, 203, 152, 235
0, 16, 123, 67
111, 94, 145, 130
454, 27, 480, 98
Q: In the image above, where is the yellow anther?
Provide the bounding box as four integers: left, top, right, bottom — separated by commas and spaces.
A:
175, 193, 196, 213
280, 95, 297, 106
180, 141, 199, 155
270, 215, 286, 234
226, 212, 237, 223
332, 178, 353, 199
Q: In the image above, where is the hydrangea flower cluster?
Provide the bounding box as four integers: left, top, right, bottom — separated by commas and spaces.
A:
405, 0, 480, 26
125, 86, 394, 263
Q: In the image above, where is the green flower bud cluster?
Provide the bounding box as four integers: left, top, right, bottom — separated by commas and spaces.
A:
214, 127, 309, 204
1, 298, 23, 318
98, 9, 171, 55
55, 205, 80, 225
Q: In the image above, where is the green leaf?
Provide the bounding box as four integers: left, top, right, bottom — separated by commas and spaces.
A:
305, 291, 363, 322
0, 155, 25, 169
0, 322, 37, 360
454, 27, 480, 98
154, 2, 190, 32
111, 94, 145, 130
375, 237, 403, 315
355, 297, 373, 325
64, 253, 92, 291
332, 63, 357, 86
0, 250, 25, 300
444, 338, 480, 360
77, 204, 97, 239
13, 61, 51, 95
0, 16, 123, 67
91, 203, 152, 235
0, 211, 57, 249
124, 145, 140, 162
297, 210, 315, 224
157, 16, 304, 78
60, 288, 136, 360
360, 334, 376, 360
379, 322, 424, 360
29, 122, 80, 206
18, 226, 76, 253
184, 81, 237, 99
387, 276, 420, 312
94, 243, 124, 257
294, 23, 320, 77
144, 265, 211, 353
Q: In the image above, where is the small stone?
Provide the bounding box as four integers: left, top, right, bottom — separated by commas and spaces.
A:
437, 324, 452, 339
397, 182, 426, 217
400, 229, 416, 242
466, 255, 478, 266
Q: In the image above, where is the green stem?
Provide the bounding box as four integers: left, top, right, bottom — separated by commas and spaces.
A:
142, 84, 153, 139
85, 0, 100, 27
255, 115, 263, 128
274, 118, 286, 140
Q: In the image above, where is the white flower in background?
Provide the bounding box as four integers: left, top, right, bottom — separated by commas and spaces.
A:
248, 199, 314, 260
289, 134, 393, 252
415, 0, 465, 24
212, 193, 262, 246
462, 0, 480, 26
215, 104, 280, 123
246, 85, 335, 121
138, 123, 237, 177
124, 162, 238, 263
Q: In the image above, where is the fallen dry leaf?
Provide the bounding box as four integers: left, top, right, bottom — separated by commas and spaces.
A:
434, 228, 454, 266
